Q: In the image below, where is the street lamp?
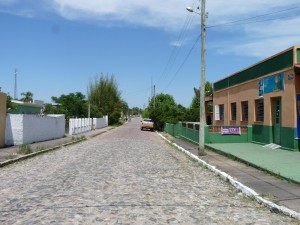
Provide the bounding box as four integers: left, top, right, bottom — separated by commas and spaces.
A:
187, 0, 206, 156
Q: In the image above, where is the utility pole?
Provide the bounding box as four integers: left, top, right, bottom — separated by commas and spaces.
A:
187, 1, 207, 155
14, 69, 18, 100
199, 0, 207, 156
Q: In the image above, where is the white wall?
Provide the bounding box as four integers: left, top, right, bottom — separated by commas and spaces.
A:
69, 118, 93, 135
94, 116, 108, 129
69, 116, 108, 135
5, 114, 65, 146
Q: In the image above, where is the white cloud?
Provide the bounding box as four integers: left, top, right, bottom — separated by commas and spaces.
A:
212, 15, 300, 58
203, 1, 300, 58
206, 0, 300, 24
1, 0, 300, 58
51, 0, 190, 31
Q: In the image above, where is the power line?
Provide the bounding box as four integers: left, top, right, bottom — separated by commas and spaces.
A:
161, 35, 200, 93
215, 14, 299, 27
207, 4, 300, 28
156, 0, 198, 85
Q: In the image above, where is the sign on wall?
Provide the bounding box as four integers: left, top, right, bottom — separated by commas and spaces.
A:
221, 126, 241, 135
259, 72, 284, 97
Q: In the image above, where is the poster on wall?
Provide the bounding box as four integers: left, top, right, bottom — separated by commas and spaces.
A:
221, 126, 241, 135
258, 72, 284, 96
296, 93, 300, 139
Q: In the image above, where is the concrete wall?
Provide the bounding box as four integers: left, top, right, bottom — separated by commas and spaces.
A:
69, 116, 108, 135
0, 93, 6, 147
94, 116, 108, 129
69, 118, 93, 135
5, 114, 65, 146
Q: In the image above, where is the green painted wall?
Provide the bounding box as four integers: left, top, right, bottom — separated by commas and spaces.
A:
164, 123, 298, 151
297, 48, 300, 63
165, 123, 252, 144
11, 105, 42, 114
206, 133, 248, 143
252, 124, 299, 151
252, 124, 272, 144
281, 127, 299, 151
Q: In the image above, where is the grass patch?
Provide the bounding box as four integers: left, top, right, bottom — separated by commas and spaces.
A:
17, 144, 33, 155
112, 120, 126, 127
261, 193, 277, 202
35, 145, 46, 152
71, 135, 87, 142
5, 154, 18, 160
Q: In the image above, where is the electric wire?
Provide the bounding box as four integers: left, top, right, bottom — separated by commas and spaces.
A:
156, 0, 198, 85
149, 4, 300, 97
207, 4, 300, 28
161, 34, 200, 93
122, 0, 198, 100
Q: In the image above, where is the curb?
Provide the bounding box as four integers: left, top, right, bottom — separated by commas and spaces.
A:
0, 127, 114, 168
157, 132, 300, 221
0, 139, 84, 168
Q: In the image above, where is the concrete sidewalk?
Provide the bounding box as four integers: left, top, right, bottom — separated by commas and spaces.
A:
0, 126, 114, 163
206, 143, 300, 184
161, 133, 300, 213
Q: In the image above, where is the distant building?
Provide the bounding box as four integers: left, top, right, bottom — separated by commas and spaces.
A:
10, 100, 44, 114
213, 46, 300, 151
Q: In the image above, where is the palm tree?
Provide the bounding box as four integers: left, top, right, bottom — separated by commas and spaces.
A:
20, 91, 33, 103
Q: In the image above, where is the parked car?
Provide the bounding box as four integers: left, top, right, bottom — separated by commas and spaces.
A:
141, 118, 154, 131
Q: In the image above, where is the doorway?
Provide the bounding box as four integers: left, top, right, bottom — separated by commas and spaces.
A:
273, 97, 281, 145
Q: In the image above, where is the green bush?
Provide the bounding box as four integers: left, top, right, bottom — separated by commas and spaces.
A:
18, 144, 33, 155
35, 145, 46, 152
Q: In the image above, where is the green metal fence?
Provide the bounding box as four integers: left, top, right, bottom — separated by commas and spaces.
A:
164, 122, 252, 144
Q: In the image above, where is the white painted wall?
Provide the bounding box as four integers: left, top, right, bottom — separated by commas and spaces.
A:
94, 116, 108, 129
69, 115, 108, 135
69, 118, 93, 135
5, 114, 65, 146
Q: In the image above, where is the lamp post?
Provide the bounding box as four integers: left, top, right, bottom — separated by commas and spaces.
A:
187, 0, 206, 156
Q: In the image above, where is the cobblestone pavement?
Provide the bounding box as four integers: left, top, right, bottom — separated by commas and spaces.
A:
0, 118, 297, 224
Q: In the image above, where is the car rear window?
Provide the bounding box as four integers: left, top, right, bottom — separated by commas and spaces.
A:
143, 119, 153, 122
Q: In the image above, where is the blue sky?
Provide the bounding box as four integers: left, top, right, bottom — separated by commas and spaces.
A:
1, 0, 300, 108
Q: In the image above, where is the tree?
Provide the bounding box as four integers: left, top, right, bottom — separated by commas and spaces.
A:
131, 107, 141, 116
20, 91, 33, 103
185, 96, 200, 122
177, 104, 187, 121
187, 81, 213, 121
45, 92, 88, 120
6, 95, 17, 113
205, 81, 213, 97
194, 81, 213, 99
121, 100, 129, 118
88, 74, 122, 125
147, 93, 183, 130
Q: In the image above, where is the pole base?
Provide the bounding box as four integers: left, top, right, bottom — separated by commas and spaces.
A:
198, 147, 206, 156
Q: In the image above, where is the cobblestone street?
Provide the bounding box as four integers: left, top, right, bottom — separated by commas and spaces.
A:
0, 118, 297, 224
